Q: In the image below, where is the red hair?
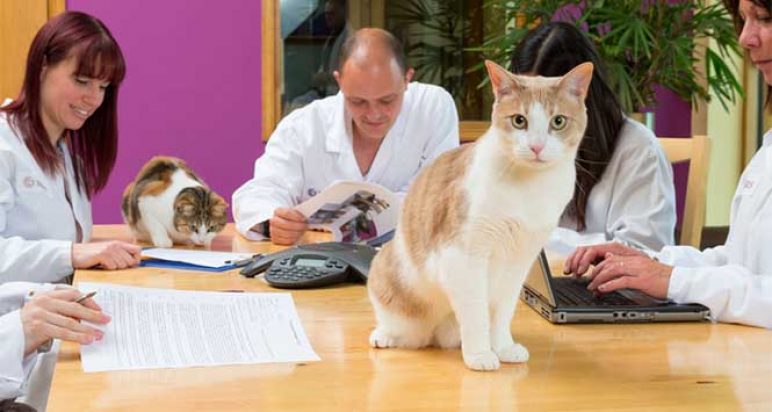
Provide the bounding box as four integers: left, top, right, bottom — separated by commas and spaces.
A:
1, 11, 126, 198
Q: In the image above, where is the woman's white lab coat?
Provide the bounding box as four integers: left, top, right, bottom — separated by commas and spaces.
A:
656, 130, 772, 328
0, 282, 56, 401
549, 118, 677, 253
232, 82, 459, 239
0, 113, 92, 283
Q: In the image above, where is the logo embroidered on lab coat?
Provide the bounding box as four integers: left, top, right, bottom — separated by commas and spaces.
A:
22, 176, 43, 190
740, 174, 758, 196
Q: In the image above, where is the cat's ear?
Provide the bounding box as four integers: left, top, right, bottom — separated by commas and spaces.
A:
559, 62, 594, 101
210, 194, 228, 217
485, 60, 520, 100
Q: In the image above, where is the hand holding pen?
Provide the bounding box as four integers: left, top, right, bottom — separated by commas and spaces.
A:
20, 288, 110, 356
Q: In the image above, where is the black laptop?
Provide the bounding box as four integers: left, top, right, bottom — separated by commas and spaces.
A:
521, 250, 710, 324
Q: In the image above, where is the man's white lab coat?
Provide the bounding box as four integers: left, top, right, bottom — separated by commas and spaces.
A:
233, 82, 459, 239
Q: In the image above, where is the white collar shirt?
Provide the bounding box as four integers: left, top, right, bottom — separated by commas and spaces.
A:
233, 82, 459, 239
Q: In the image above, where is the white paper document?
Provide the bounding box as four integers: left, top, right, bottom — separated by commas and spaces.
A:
295, 180, 401, 243
141, 248, 254, 268
79, 283, 320, 372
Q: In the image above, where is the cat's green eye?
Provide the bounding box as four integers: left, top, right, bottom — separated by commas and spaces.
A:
551, 115, 568, 131
189, 224, 196, 231
511, 115, 528, 130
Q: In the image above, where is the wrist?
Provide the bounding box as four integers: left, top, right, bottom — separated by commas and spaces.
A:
23, 336, 50, 357
656, 263, 674, 298
21, 316, 49, 357
71, 242, 84, 268
71, 242, 78, 266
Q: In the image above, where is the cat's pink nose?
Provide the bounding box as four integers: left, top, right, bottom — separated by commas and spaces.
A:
529, 144, 544, 156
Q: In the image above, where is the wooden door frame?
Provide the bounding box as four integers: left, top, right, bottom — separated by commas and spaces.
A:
49, 0, 65, 16
262, 0, 280, 140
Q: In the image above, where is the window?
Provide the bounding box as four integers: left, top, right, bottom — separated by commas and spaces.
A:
262, 0, 492, 140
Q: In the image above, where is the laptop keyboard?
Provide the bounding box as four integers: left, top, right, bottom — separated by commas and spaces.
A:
553, 278, 637, 306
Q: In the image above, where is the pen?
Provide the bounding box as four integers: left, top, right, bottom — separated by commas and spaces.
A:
227, 254, 263, 267
74, 291, 96, 304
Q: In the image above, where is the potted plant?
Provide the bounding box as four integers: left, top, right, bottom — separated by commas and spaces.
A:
480, 0, 743, 114
387, 0, 484, 119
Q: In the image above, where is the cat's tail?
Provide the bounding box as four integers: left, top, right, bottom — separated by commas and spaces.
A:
121, 182, 137, 225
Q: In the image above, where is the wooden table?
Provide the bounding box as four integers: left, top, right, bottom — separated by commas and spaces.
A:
47, 225, 772, 411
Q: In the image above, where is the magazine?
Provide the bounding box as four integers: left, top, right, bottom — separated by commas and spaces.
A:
295, 181, 401, 243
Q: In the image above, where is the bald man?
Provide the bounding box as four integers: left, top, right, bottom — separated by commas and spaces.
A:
233, 28, 459, 245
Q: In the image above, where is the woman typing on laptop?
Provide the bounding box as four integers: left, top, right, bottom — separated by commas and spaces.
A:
563, 0, 772, 329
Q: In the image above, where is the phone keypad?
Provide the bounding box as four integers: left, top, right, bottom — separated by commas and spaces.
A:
265, 257, 346, 283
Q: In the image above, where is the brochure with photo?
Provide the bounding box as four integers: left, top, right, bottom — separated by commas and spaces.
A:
295, 181, 401, 243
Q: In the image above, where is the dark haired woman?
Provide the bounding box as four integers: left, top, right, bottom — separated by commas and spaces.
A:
0, 11, 141, 285
512, 22, 677, 254
565, 0, 772, 328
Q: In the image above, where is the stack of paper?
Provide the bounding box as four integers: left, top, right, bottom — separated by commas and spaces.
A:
79, 282, 320, 372
141, 248, 256, 272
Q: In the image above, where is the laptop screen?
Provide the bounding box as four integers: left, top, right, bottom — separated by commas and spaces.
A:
524, 250, 557, 306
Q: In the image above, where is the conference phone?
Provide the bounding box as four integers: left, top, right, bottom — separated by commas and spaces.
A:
240, 242, 378, 288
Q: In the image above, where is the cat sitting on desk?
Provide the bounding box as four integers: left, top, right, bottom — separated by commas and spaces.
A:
367, 61, 592, 371
121, 156, 228, 248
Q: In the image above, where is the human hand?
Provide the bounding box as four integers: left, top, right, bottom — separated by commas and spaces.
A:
72, 241, 142, 270
583, 253, 673, 299
21, 288, 110, 356
269, 208, 308, 245
563, 242, 647, 277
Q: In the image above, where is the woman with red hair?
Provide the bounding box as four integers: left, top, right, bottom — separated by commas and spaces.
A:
0, 11, 134, 409
0, 11, 141, 284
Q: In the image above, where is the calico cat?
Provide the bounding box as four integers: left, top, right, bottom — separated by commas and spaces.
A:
367, 61, 592, 371
121, 156, 228, 248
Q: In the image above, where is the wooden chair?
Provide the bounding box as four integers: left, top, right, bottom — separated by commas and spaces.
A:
658, 135, 711, 248
459, 121, 490, 143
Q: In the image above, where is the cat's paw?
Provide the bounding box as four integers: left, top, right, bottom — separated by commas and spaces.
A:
153, 237, 173, 248
369, 328, 398, 348
495, 343, 529, 363
463, 350, 500, 371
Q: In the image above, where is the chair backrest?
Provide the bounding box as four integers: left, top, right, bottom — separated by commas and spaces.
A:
459, 121, 490, 143
658, 135, 711, 248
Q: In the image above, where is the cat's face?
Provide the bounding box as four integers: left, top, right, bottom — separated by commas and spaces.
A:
485, 61, 593, 170
173, 187, 228, 247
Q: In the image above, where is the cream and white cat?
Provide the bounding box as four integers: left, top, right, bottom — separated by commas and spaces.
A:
121, 156, 228, 248
367, 61, 592, 371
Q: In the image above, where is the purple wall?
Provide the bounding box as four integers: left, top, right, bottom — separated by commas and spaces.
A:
652, 86, 691, 224
67, 0, 265, 223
